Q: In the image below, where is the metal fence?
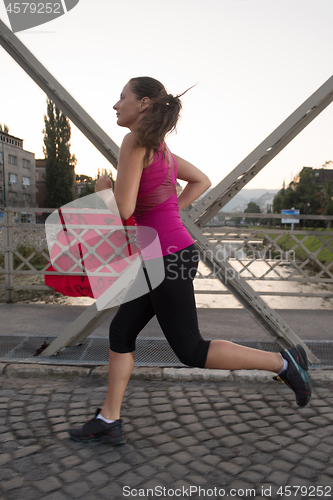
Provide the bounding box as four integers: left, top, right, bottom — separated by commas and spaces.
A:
1, 206, 333, 303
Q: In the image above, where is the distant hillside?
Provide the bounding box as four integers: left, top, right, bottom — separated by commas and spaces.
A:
221, 189, 279, 212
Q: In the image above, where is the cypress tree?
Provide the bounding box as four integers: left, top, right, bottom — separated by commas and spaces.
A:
43, 100, 76, 207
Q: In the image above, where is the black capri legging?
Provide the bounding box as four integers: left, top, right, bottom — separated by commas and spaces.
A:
109, 244, 211, 368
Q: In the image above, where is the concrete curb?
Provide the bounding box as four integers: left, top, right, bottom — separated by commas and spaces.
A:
1, 362, 333, 383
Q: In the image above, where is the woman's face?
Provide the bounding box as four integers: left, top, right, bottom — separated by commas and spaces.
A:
113, 82, 148, 130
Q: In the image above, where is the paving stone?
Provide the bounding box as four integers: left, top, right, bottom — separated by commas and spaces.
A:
42, 492, 70, 500
104, 462, 131, 476
169, 427, 190, 439
98, 482, 124, 499
149, 433, 172, 445
0, 453, 11, 466
1, 476, 24, 493
25, 468, 51, 481
79, 459, 103, 472
138, 425, 162, 436
172, 451, 194, 464
196, 430, 212, 441
86, 469, 108, 487
292, 464, 318, 480
167, 463, 190, 476
14, 445, 41, 459
218, 462, 243, 475
239, 470, 264, 483
34, 476, 62, 493
159, 441, 182, 454
59, 470, 81, 483
288, 443, 310, 455
288, 476, 312, 487
188, 445, 211, 457
230, 423, 252, 433
311, 445, 331, 463
250, 452, 273, 465
220, 435, 243, 447
62, 455, 82, 467
177, 435, 199, 446
64, 481, 91, 499
6, 486, 39, 500
269, 459, 294, 472
277, 449, 301, 463
267, 470, 290, 485
255, 441, 282, 452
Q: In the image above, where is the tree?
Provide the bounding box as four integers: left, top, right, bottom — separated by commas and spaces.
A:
273, 167, 328, 228
244, 201, 261, 225
43, 100, 76, 208
78, 168, 115, 198
0, 123, 9, 133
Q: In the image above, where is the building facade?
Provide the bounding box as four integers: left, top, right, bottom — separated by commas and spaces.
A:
35, 158, 47, 208
0, 132, 36, 208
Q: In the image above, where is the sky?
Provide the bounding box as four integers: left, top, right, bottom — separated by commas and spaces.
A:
0, 0, 332, 191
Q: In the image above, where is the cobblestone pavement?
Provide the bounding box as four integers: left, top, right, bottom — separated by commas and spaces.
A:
1, 375, 333, 500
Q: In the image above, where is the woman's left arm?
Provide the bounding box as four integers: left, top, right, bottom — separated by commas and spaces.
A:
174, 154, 211, 211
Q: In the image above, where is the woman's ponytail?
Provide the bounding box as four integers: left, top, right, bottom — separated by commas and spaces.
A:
129, 77, 194, 167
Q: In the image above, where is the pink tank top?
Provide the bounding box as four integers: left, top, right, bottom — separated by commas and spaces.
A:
133, 144, 194, 257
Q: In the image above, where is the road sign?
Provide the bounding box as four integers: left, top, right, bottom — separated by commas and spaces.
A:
282, 209, 300, 224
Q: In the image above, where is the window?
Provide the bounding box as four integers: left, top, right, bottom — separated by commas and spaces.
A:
8, 155, 17, 165
0, 171, 2, 181
8, 173, 17, 184
8, 191, 18, 202
23, 193, 31, 202
23, 159, 30, 169
22, 176, 30, 186
0, 151, 2, 164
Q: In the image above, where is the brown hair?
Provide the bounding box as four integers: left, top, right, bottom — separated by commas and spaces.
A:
129, 76, 192, 168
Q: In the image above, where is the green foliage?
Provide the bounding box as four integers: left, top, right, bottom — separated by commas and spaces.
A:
43, 100, 76, 208
78, 168, 115, 198
76, 174, 93, 182
244, 201, 261, 224
79, 179, 96, 198
268, 232, 333, 268
273, 165, 333, 228
320, 180, 333, 217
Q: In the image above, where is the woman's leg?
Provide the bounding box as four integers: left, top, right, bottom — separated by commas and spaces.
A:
99, 288, 155, 420
204, 340, 283, 372
99, 350, 135, 421
149, 245, 283, 373
68, 280, 156, 442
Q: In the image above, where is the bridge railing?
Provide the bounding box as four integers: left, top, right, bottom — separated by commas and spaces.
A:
1, 207, 333, 303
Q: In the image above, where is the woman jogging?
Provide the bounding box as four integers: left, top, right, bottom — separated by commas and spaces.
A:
68, 77, 311, 444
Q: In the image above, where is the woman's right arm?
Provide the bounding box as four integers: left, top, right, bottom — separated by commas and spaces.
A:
95, 132, 144, 220
174, 154, 211, 211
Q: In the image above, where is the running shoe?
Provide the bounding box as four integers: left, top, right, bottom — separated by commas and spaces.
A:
273, 345, 311, 408
68, 408, 125, 444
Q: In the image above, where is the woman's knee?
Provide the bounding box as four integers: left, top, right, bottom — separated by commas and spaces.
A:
173, 340, 210, 368
109, 323, 136, 353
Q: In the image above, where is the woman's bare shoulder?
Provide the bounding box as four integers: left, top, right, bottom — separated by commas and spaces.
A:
120, 131, 136, 150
